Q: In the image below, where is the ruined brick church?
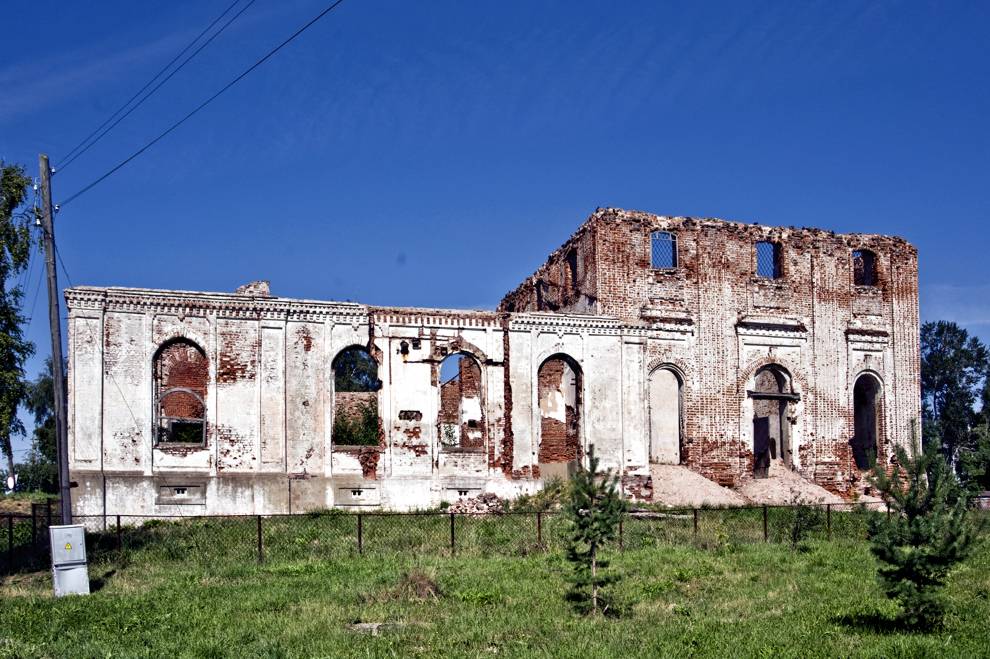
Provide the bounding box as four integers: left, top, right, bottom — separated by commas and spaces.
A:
65, 208, 920, 515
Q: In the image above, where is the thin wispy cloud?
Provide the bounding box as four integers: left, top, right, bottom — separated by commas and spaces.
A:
921, 284, 990, 327
0, 33, 191, 124
0, 2, 294, 125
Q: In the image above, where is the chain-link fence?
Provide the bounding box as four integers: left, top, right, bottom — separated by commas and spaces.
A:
4, 501, 984, 575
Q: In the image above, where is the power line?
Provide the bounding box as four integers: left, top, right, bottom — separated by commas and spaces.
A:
16, 234, 38, 296
25, 255, 45, 325
55, 0, 244, 169
54, 243, 74, 289
58, 0, 349, 209
57, 0, 258, 173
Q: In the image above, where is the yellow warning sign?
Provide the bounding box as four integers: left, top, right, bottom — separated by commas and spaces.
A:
64, 543, 71, 551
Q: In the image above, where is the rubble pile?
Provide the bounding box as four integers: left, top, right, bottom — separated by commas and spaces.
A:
447, 492, 504, 515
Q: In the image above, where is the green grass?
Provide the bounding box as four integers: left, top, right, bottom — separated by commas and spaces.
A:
1, 514, 989, 657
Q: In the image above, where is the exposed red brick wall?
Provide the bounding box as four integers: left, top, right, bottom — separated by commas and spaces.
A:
438, 356, 485, 449
155, 341, 207, 419
499, 220, 598, 314
335, 391, 378, 423
537, 358, 581, 464
216, 327, 257, 384
501, 208, 920, 493
500, 316, 515, 475
439, 379, 460, 424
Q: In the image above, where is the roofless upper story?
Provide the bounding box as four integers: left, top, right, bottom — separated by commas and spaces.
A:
498, 207, 918, 325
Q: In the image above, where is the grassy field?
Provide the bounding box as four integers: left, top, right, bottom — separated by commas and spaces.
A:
0, 493, 57, 515
1, 515, 988, 658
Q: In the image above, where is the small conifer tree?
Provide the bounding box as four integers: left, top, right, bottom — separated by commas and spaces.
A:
564, 444, 625, 615
868, 442, 975, 629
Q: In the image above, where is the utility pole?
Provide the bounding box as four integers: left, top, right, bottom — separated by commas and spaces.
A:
38, 154, 71, 524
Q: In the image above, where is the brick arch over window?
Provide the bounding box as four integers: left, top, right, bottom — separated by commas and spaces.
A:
153, 339, 208, 445
645, 358, 689, 381
439, 338, 488, 366
738, 357, 806, 396
537, 353, 582, 475
438, 352, 485, 450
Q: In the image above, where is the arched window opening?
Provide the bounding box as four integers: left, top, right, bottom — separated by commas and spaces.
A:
649, 368, 682, 464
332, 346, 381, 447
755, 241, 782, 279
651, 231, 677, 269
537, 355, 582, 478
154, 340, 208, 446
852, 374, 882, 470
748, 365, 797, 478
853, 249, 878, 287
438, 353, 485, 450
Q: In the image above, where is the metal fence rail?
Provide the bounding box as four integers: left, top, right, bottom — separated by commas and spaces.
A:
3, 501, 983, 575
3, 499, 60, 574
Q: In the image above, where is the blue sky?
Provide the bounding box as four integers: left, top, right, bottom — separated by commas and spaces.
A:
3, 1, 989, 457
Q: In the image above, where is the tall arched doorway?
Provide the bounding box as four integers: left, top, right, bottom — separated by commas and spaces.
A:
537, 354, 582, 479
852, 374, 882, 470
438, 352, 485, 450
749, 365, 798, 478
648, 368, 681, 464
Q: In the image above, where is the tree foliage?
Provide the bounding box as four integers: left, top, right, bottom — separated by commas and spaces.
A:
868, 443, 976, 629
333, 347, 381, 392
920, 321, 989, 473
332, 402, 380, 446
563, 444, 625, 615
959, 413, 990, 492
0, 161, 35, 485
17, 357, 58, 492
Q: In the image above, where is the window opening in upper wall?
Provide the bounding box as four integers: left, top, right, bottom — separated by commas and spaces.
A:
755, 241, 781, 279
651, 231, 677, 269
853, 249, 877, 287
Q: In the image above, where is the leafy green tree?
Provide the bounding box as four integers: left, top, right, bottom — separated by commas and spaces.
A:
563, 444, 625, 615
920, 321, 989, 471
962, 379, 990, 491
868, 443, 975, 629
16, 357, 58, 492
0, 161, 35, 485
959, 423, 990, 493
331, 402, 380, 446
333, 347, 381, 392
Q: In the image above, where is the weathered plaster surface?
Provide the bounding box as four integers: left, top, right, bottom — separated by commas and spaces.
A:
67, 209, 920, 516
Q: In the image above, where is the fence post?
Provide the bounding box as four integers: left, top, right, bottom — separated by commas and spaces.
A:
357, 513, 363, 555
826, 504, 832, 540
116, 515, 122, 551
256, 515, 264, 564
449, 513, 456, 556
886, 502, 891, 520
46, 499, 52, 529
762, 505, 769, 542
31, 504, 38, 550
692, 509, 699, 539
536, 511, 543, 547
618, 515, 624, 551
6, 514, 12, 568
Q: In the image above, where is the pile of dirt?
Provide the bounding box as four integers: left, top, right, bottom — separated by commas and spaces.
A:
735, 462, 844, 505
446, 492, 504, 515
650, 464, 748, 508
